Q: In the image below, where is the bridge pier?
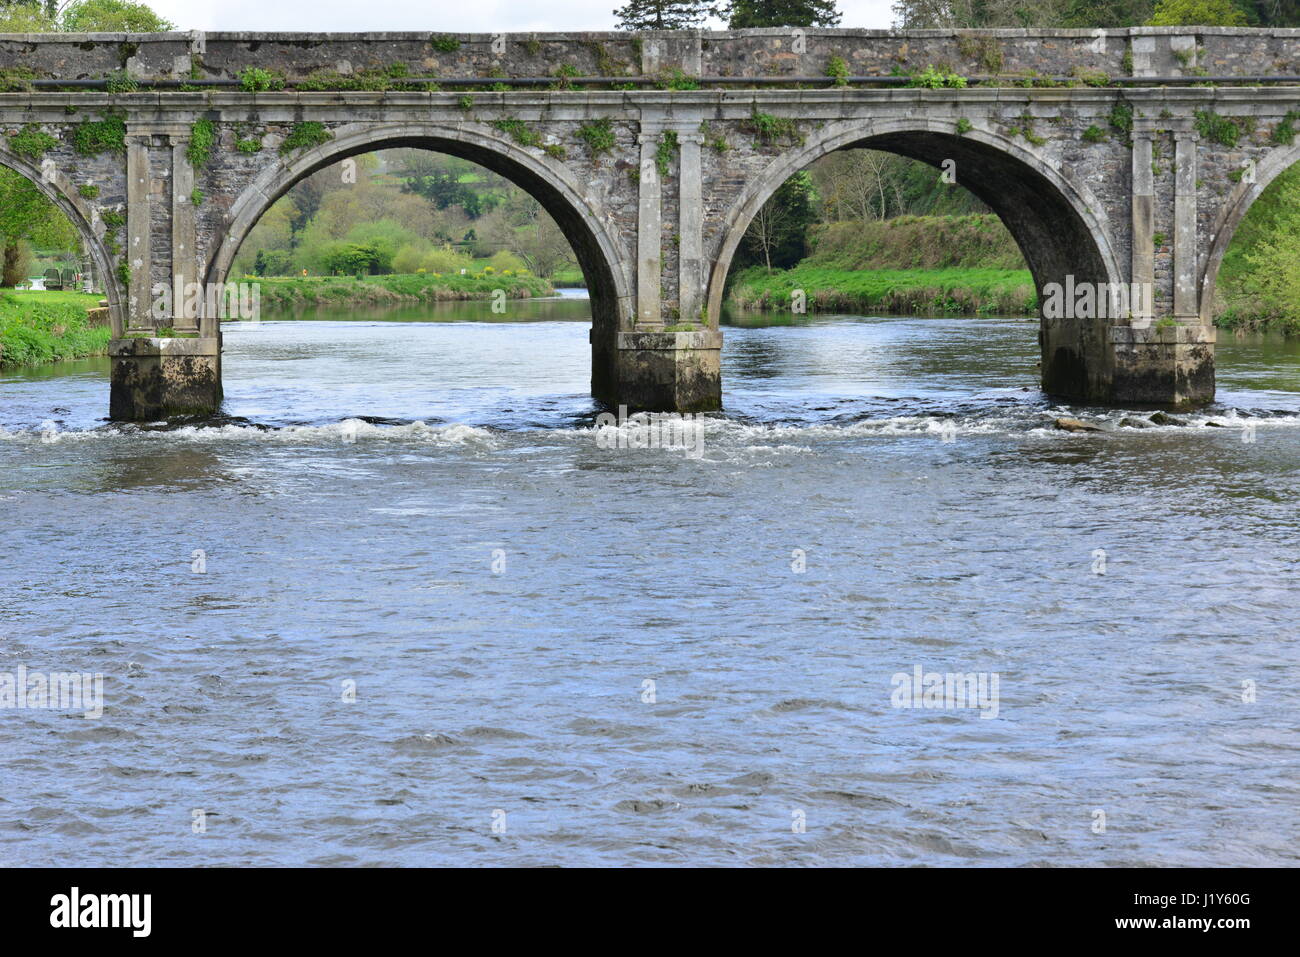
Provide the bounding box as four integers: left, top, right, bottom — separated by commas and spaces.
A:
108, 337, 222, 421
594, 330, 722, 414
1110, 324, 1215, 408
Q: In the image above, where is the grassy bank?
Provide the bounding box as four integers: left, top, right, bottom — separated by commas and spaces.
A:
250, 271, 554, 309
805, 215, 1026, 271
727, 214, 1035, 316
728, 265, 1037, 316
0, 291, 110, 367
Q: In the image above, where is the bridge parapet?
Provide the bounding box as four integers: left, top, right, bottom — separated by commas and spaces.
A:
2, 28, 1300, 87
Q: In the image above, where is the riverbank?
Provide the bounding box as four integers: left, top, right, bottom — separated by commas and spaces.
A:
727, 215, 1035, 316
249, 272, 554, 309
0, 290, 110, 368
728, 265, 1037, 316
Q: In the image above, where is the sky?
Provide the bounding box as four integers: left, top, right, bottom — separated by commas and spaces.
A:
145, 1, 899, 33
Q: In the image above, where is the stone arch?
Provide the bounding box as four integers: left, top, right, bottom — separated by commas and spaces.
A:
0, 147, 126, 337
205, 121, 634, 341
706, 117, 1127, 399
1199, 141, 1300, 324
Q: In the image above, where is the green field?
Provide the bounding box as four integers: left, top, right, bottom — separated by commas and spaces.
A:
727, 265, 1037, 316
249, 271, 554, 308
0, 290, 110, 367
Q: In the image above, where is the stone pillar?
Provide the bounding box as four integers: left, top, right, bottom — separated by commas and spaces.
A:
1108, 123, 1214, 408
1172, 129, 1199, 321
1130, 131, 1155, 323
109, 125, 221, 421
124, 131, 153, 333
597, 125, 720, 412
170, 132, 199, 334
677, 131, 705, 325
635, 132, 662, 327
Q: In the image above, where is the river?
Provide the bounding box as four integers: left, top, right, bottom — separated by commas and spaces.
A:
2, 293, 1297, 866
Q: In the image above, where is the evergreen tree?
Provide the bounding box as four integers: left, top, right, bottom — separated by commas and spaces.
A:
726, 0, 842, 27
614, 0, 716, 29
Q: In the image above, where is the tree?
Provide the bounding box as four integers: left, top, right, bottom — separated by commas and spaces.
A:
1146, 0, 1248, 22
0, 169, 80, 286
614, 0, 715, 30
891, 0, 1068, 27
0, 0, 56, 31
735, 170, 815, 271
514, 216, 574, 279
726, 0, 841, 26
60, 0, 174, 31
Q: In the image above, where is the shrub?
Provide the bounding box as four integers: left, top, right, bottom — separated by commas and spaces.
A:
238, 67, 285, 92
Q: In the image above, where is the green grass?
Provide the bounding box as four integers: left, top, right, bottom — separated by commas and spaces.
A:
550, 267, 585, 287
805, 215, 1025, 272
246, 272, 554, 308
0, 290, 111, 367
728, 265, 1037, 316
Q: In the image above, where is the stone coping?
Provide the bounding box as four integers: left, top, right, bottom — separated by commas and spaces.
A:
1110, 325, 1217, 345
109, 337, 220, 356
618, 330, 724, 351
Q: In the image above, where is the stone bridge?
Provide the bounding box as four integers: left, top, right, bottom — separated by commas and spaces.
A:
3, 27, 1299, 418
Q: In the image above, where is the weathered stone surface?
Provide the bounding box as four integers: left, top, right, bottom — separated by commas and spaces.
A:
1, 29, 1295, 418
108, 337, 221, 419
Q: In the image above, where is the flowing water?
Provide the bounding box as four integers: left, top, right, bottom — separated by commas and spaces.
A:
2, 293, 1297, 866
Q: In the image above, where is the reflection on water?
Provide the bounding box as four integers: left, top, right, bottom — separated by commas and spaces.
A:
1, 294, 1298, 867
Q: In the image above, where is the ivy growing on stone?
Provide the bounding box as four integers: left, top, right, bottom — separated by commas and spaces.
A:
279, 122, 333, 156
491, 118, 542, 148
1109, 101, 1134, 148
747, 108, 802, 147
73, 115, 126, 156
550, 64, 582, 90
905, 66, 967, 89
187, 118, 217, 168
655, 131, 678, 178
1194, 109, 1252, 148
8, 124, 58, 159
577, 118, 615, 156
238, 67, 285, 92
0, 67, 36, 92
431, 34, 460, 53
825, 56, 849, 86
1270, 110, 1299, 146
105, 69, 138, 94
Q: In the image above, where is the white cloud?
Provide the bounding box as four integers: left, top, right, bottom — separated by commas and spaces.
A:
147, 0, 897, 32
